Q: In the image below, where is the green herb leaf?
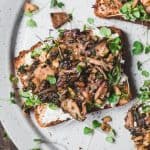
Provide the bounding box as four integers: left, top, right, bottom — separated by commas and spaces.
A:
33, 138, 43, 144
19, 91, 41, 109
50, 0, 64, 8
31, 48, 42, 58
105, 136, 115, 143
47, 75, 57, 84
107, 94, 120, 104
108, 129, 116, 138
57, 29, 65, 37
87, 17, 94, 24
141, 70, 149, 77
57, 2, 64, 8
137, 61, 142, 70
99, 27, 111, 37
76, 65, 83, 73
83, 127, 94, 135
132, 41, 144, 55
9, 92, 16, 104
145, 45, 150, 54
108, 37, 122, 54
24, 11, 33, 17
49, 102, 58, 110
50, 0, 58, 8
26, 18, 37, 28
142, 105, 150, 113
9, 74, 18, 84
92, 120, 101, 128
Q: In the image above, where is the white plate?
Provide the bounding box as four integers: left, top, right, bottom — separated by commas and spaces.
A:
0, 0, 149, 150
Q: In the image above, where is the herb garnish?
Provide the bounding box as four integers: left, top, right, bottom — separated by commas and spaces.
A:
9, 92, 16, 104
46, 75, 57, 85
132, 41, 144, 55
145, 45, 150, 54
26, 18, 37, 28
99, 27, 111, 38
19, 91, 41, 109
50, 0, 65, 8
107, 94, 120, 104
83, 127, 94, 135
92, 120, 101, 128
120, 2, 149, 21
108, 37, 122, 54
105, 129, 116, 143
87, 17, 94, 25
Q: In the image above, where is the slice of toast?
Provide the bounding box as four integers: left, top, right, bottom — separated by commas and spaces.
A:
125, 101, 150, 149
50, 12, 72, 29
94, 0, 150, 26
34, 103, 72, 127
14, 27, 131, 127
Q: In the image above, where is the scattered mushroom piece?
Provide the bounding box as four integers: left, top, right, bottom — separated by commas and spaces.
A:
24, 2, 39, 13
50, 12, 72, 29
61, 99, 86, 121
102, 116, 112, 123
100, 123, 111, 133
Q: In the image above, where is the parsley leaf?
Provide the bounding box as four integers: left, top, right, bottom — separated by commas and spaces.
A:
108, 37, 122, 54
107, 94, 120, 104
87, 17, 94, 24
145, 45, 150, 54
19, 91, 41, 109
26, 18, 37, 28
76, 65, 83, 73
132, 41, 144, 55
141, 70, 149, 77
24, 11, 33, 17
50, 0, 64, 8
47, 75, 57, 84
137, 61, 142, 70
83, 127, 94, 135
31, 48, 42, 58
92, 120, 101, 128
99, 27, 111, 37
105, 136, 115, 143
49, 102, 58, 110
105, 129, 116, 143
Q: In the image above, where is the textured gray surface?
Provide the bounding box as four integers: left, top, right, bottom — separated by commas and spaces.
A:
0, 122, 17, 150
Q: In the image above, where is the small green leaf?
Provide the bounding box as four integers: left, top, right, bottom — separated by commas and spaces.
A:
57, 2, 64, 8
9, 74, 18, 84
47, 75, 57, 84
105, 136, 115, 143
108, 129, 116, 138
145, 45, 150, 54
107, 94, 120, 104
31, 49, 42, 58
141, 70, 149, 77
137, 61, 142, 70
49, 103, 58, 110
92, 120, 101, 128
24, 11, 33, 17
99, 27, 111, 37
132, 41, 144, 55
50, 0, 58, 8
87, 17, 94, 24
76, 65, 83, 73
142, 105, 150, 113
33, 138, 43, 144
26, 18, 37, 28
83, 127, 94, 135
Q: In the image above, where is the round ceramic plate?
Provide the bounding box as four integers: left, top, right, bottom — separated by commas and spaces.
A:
0, 0, 149, 150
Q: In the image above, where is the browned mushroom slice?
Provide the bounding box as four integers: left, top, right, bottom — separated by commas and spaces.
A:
95, 41, 109, 57
124, 110, 134, 129
24, 2, 39, 13
50, 12, 71, 29
94, 81, 108, 100
94, 0, 122, 18
61, 99, 86, 121
141, 0, 150, 14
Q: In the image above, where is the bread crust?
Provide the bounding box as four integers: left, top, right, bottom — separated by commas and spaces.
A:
94, 0, 150, 27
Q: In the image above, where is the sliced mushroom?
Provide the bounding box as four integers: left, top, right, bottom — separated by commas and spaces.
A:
61, 99, 86, 121
95, 41, 109, 57
94, 81, 108, 100
50, 12, 71, 29
125, 111, 134, 129
24, 2, 39, 13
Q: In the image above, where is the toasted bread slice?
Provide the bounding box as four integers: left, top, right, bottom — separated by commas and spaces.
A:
50, 12, 71, 29
14, 27, 131, 127
125, 101, 150, 149
34, 103, 72, 127
94, 0, 150, 26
